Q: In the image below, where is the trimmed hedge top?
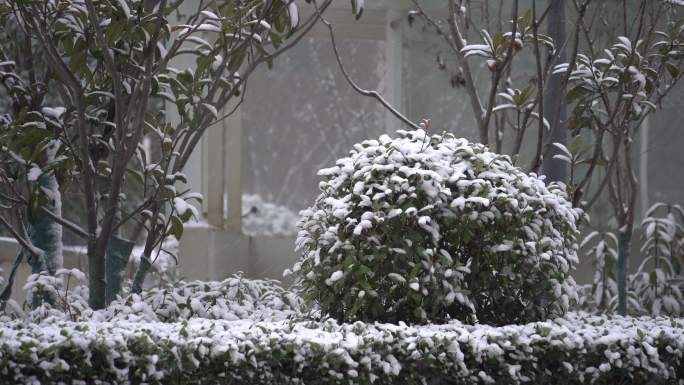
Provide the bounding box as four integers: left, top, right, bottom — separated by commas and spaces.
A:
1, 313, 682, 385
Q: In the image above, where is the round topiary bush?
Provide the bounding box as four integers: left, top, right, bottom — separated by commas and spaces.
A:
290, 129, 581, 325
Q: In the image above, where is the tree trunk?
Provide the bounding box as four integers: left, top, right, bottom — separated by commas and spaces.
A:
105, 235, 134, 304
541, 0, 568, 183
131, 202, 160, 293
0, 251, 24, 307
27, 172, 63, 275
617, 229, 630, 315
131, 249, 152, 294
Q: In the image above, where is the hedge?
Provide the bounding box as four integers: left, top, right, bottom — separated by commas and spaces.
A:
16, 271, 304, 324
0, 313, 682, 385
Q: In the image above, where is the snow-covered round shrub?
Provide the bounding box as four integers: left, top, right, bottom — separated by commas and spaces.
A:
291, 129, 581, 325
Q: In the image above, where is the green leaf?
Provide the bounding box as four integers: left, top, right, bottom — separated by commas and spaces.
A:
15, 127, 51, 147
350, 0, 364, 20
162, 137, 173, 152
665, 62, 680, 78
492, 32, 506, 50
161, 185, 176, 199
179, 208, 193, 222
196, 55, 213, 76
355, 265, 371, 276
170, 215, 184, 239
388, 273, 406, 284
177, 71, 194, 87
519, 8, 532, 30
270, 32, 283, 48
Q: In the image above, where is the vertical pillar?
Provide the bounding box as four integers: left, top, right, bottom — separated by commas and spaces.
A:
617, 230, 628, 315
183, 139, 205, 220
174, 1, 206, 222
639, 115, 650, 218
224, 101, 242, 233
206, 119, 226, 228
384, 9, 403, 134
542, 0, 568, 183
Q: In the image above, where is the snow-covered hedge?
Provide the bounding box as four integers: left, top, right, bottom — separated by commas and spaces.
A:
8, 271, 303, 323
292, 129, 581, 325
0, 313, 682, 384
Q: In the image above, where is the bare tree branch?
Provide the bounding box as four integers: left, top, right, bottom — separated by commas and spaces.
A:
315, 8, 420, 131
39, 207, 88, 239
0, 215, 42, 258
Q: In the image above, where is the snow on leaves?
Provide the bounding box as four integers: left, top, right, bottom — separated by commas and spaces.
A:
0, 312, 682, 384
292, 129, 581, 325
578, 203, 684, 317
7, 273, 303, 324
241, 194, 298, 237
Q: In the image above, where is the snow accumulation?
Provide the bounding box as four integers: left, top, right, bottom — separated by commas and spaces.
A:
185, 194, 298, 237
2, 269, 683, 384
0, 311, 682, 384
15, 273, 303, 324
27, 166, 42, 182
127, 238, 181, 285
242, 193, 298, 237
293, 129, 581, 324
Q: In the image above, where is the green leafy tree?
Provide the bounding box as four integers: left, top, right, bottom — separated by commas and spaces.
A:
0, 0, 334, 309
392, 0, 684, 315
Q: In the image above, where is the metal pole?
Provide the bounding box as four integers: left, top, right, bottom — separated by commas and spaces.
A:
542, 0, 568, 183
617, 230, 627, 315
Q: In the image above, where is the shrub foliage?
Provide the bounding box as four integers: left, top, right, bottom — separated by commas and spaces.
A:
578, 203, 684, 316
291, 129, 581, 325
0, 314, 682, 385
6, 272, 302, 323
